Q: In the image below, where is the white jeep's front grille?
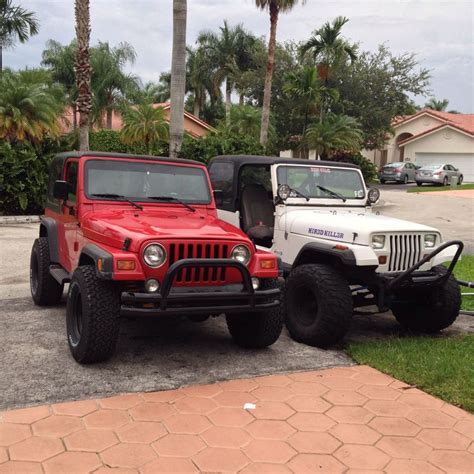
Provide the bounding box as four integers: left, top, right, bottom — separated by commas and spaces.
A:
388, 234, 423, 272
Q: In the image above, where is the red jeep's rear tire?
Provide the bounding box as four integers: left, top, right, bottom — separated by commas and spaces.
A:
67, 265, 120, 364
285, 264, 353, 347
226, 278, 283, 349
30, 237, 63, 306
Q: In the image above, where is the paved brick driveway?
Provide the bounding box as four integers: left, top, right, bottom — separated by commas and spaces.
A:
1, 365, 473, 473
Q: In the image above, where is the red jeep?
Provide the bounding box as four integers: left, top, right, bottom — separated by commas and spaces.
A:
30, 152, 282, 363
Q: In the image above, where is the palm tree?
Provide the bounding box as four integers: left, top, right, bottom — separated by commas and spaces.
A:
186, 46, 215, 117
301, 16, 357, 81
120, 104, 169, 154
0, 0, 39, 72
169, 0, 187, 159
197, 21, 253, 126
255, 0, 304, 145
305, 113, 363, 159
74, 0, 92, 151
226, 105, 264, 138
0, 70, 64, 143
425, 98, 449, 112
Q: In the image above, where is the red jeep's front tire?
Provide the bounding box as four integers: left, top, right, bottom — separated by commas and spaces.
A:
226, 278, 283, 349
30, 237, 63, 306
67, 265, 120, 364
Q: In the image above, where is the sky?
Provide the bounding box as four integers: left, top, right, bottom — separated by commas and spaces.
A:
4, 0, 474, 113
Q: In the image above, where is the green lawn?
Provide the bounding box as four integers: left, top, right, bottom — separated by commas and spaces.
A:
449, 255, 474, 311
407, 183, 474, 193
348, 335, 474, 411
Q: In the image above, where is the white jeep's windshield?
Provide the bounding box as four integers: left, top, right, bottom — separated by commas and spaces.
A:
85, 159, 212, 204
277, 165, 366, 200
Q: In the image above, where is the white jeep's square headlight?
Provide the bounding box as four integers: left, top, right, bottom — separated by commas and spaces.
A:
424, 234, 436, 248
371, 235, 386, 249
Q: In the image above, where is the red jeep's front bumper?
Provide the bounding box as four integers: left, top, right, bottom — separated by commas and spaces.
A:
120, 259, 280, 316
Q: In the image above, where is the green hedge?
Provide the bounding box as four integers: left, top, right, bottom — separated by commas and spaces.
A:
89, 130, 168, 155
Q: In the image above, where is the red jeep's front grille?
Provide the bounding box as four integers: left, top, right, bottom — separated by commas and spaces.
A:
168, 242, 230, 283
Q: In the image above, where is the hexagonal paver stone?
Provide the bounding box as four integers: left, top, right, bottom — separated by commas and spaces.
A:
141, 457, 199, 474
418, 428, 471, 450
323, 390, 368, 406
251, 402, 295, 421
288, 382, 328, 396
141, 389, 184, 403
385, 459, 443, 473
0, 423, 31, 447
407, 408, 456, 429
115, 421, 166, 444
287, 396, 331, 413
376, 436, 432, 459
256, 374, 292, 387
365, 399, 412, 417
326, 406, 374, 424
9, 436, 64, 462
330, 423, 381, 445
0, 447, 7, 463
83, 409, 129, 430
334, 444, 390, 470
207, 407, 254, 427
288, 432, 341, 454
42, 452, 101, 474
243, 439, 296, 464
32, 415, 83, 438
218, 378, 259, 393
369, 416, 420, 436
288, 453, 346, 473
240, 462, 291, 473
428, 450, 474, 472
64, 429, 118, 452
454, 419, 474, 440
398, 391, 443, 409
245, 420, 295, 441
212, 391, 257, 408
1, 406, 51, 424
193, 447, 249, 472
288, 413, 336, 432
251, 386, 293, 402
174, 396, 217, 415
358, 385, 401, 401
52, 400, 98, 417
100, 443, 156, 469
183, 383, 222, 398
129, 402, 175, 422
0, 461, 43, 474
164, 414, 211, 434
318, 377, 363, 391
152, 434, 206, 457
98, 394, 142, 410
201, 426, 251, 448
352, 371, 394, 386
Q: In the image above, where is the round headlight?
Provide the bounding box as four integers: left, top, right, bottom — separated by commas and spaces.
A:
277, 184, 291, 201
145, 279, 160, 293
367, 187, 380, 205
143, 243, 167, 268
372, 234, 386, 249
231, 245, 251, 266
424, 234, 436, 248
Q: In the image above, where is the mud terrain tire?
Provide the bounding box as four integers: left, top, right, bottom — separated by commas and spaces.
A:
226, 278, 283, 348
392, 265, 461, 332
30, 237, 63, 305
67, 265, 120, 363
285, 264, 352, 347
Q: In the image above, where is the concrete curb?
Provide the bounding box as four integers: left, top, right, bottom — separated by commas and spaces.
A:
0, 215, 40, 225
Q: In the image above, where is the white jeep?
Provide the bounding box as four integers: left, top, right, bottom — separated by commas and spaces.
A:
208, 155, 463, 347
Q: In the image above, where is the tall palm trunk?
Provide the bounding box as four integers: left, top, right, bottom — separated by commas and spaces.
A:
169, 0, 187, 159
106, 108, 113, 129
260, 2, 278, 145
225, 79, 232, 127
74, 0, 92, 151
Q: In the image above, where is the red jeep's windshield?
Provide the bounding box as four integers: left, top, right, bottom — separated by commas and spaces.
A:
84, 159, 212, 204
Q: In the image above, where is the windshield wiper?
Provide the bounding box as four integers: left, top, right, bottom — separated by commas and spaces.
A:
316, 185, 346, 202
91, 193, 143, 210
147, 196, 196, 212
287, 187, 310, 201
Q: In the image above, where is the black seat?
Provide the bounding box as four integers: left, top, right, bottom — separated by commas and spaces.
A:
240, 184, 274, 247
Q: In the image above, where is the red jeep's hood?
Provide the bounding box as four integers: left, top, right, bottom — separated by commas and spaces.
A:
81, 207, 248, 251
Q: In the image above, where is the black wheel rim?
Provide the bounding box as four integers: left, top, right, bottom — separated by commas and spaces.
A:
290, 284, 318, 327
30, 253, 39, 294
70, 285, 83, 345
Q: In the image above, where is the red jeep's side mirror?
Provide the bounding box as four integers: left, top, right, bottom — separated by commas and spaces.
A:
213, 190, 224, 207
53, 180, 69, 201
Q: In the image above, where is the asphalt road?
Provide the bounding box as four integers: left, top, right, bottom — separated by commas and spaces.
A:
1, 193, 473, 410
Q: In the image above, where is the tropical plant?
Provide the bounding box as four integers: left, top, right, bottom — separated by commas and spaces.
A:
120, 103, 169, 154
186, 46, 215, 117
305, 113, 363, 159
424, 97, 449, 112
300, 16, 358, 81
198, 21, 254, 125
255, 0, 304, 145
225, 105, 264, 138
0, 70, 64, 143
169, 0, 187, 159
132, 74, 171, 104
0, 0, 39, 72
74, 0, 92, 151
329, 151, 378, 183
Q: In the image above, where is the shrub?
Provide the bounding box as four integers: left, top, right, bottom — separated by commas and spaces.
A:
180, 130, 267, 164
0, 143, 52, 215
89, 129, 167, 155
328, 151, 378, 183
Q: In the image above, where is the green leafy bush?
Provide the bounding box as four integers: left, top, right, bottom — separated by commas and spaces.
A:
329, 151, 378, 183
180, 130, 267, 163
0, 143, 52, 215
89, 130, 167, 156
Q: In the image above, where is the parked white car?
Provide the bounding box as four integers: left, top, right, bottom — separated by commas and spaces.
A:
209, 155, 463, 347
415, 163, 464, 186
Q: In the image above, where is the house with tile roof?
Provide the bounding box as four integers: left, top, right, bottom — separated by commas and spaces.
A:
363, 109, 474, 182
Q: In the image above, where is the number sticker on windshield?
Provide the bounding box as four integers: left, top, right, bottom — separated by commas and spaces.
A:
310, 167, 331, 174
354, 190, 364, 198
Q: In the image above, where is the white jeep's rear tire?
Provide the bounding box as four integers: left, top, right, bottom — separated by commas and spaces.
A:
285, 264, 352, 347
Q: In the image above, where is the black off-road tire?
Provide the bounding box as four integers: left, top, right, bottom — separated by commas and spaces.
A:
226, 278, 283, 349
30, 237, 63, 306
392, 265, 461, 332
285, 264, 353, 348
66, 265, 120, 363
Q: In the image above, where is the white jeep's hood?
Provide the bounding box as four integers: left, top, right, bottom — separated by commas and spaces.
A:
284, 208, 439, 245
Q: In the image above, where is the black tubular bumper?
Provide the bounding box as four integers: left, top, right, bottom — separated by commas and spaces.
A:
120, 258, 280, 316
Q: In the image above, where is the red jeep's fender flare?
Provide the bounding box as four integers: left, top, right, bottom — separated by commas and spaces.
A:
79, 244, 115, 279
39, 216, 59, 263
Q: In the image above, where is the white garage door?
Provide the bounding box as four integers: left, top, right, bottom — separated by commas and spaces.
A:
415, 153, 474, 182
